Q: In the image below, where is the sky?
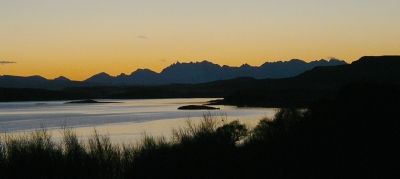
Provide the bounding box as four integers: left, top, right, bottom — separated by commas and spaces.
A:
1, 0, 400, 80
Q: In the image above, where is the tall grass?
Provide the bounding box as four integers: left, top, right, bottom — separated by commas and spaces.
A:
0, 112, 253, 178
0, 109, 362, 178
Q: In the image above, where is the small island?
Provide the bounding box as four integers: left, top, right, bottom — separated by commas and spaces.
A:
178, 105, 220, 110
65, 99, 120, 104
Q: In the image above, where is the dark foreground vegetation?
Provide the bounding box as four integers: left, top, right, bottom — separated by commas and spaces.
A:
1, 84, 399, 178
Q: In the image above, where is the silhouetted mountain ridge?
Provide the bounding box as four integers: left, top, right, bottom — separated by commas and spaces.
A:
216, 55, 400, 107
85, 58, 346, 85
54, 76, 71, 82
0, 59, 345, 89
0, 75, 82, 89
290, 55, 400, 88
1, 56, 399, 104
85, 72, 113, 83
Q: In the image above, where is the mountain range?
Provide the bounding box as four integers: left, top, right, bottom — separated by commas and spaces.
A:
1, 56, 399, 104
0, 59, 345, 89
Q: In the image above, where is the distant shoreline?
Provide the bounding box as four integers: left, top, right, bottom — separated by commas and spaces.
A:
65, 99, 122, 104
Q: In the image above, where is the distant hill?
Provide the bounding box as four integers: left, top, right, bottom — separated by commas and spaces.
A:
217, 55, 400, 106
0, 75, 83, 89
0, 59, 345, 89
274, 55, 400, 89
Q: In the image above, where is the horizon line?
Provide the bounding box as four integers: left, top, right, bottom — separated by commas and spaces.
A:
0, 57, 347, 81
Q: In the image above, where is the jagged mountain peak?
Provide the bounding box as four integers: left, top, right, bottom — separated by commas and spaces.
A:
90, 72, 112, 78
29, 75, 47, 80
96, 72, 111, 76
240, 63, 252, 67
168, 60, 218, 67
117, 73, 128, 77
289, 59, 306, 63
161, 60, 221, 74
54, 76, 70, 81
130, 69, 157, 75
85, 72, 113, 83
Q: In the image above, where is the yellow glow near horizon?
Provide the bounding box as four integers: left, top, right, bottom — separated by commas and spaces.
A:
1, 0, 400, 80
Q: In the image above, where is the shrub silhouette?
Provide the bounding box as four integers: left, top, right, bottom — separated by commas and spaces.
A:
249, 108, 303, 143
216, 120, 248, 145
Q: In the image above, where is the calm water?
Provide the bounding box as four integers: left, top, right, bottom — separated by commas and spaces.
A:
0, 98, 277, 143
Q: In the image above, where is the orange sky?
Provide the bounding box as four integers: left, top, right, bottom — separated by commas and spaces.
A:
1, 0, 400, 80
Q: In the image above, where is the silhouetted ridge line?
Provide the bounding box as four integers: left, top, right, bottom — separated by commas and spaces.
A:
0, 58, 345, 89
85, 59, 346, 86
216, 56, 400, 107
1, 56, 399, 105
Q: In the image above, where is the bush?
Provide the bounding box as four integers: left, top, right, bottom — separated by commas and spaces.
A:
216, 120, 248, 145
248, 108, 303, 143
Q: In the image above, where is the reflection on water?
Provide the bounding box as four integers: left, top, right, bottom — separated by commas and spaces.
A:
0, 98, 277, 143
